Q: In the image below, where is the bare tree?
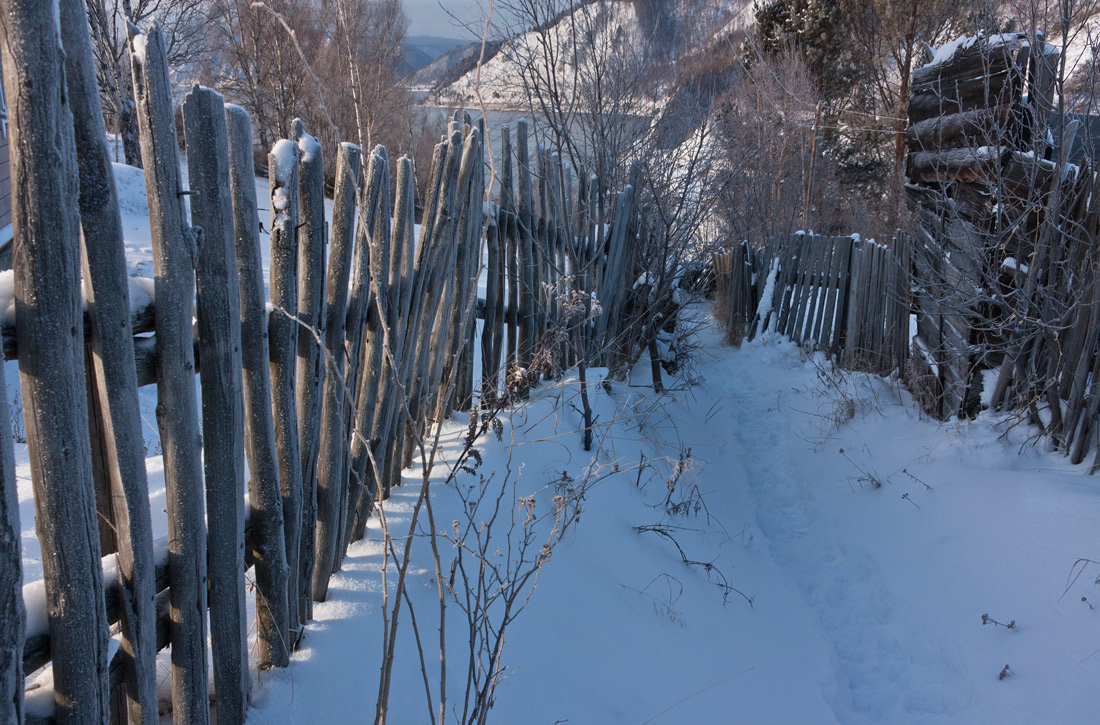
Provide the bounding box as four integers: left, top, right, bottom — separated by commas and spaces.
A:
85, 0, 210, 166
203, 0, 414, 181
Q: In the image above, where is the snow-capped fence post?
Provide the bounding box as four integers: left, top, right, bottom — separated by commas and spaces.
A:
313, 142, 362, 584
294, 121, 328, 616
183, 85, 252, 723
452, 124, 484, 411
267, 136, 302, 665
226, 105, 294, 660
58, 0, 160, 719
130, 20, 210, 722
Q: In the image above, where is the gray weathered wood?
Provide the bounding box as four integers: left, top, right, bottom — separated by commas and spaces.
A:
58, 1, 160, 720
227, 105, 292, 662
516, 120, 536, 370
344, 150, 393, 564
130, 22, 210, 722
482, 209, 502, 399
183, 86, 252, 723
372, 157, 417, 506
0, 344, 20, 724
293, 127, 327, 614
312, 142, 362, 602
312, 150, 382, 600
266, 137, 301, 662
0, 20, 30, 723
6, 6, 112, 721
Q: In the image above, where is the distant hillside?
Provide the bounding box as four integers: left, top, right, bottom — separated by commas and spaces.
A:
403, 35, 473, 77
411, 39, 503, 90
431, 0, 754, 108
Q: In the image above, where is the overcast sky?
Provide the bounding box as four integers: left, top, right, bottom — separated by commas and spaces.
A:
404, 0, 487, 38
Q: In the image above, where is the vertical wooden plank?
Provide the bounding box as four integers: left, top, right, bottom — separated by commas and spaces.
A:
501, 126, 518, 370
0, 334, 18, 724
293, 126, 327, 619
412, 128, 463, 436
788, 234, 820, 342
130, 22, 209, 723
374, 157, 417, 505
427, 130, 481, 424
227, 107, 297, 664
483, 208, 502, 400
809, 238, 837, 346
313, 151, 381, 600
352, 158, 409, 530
58, 0, 159, 719
227, 106, 294, 662
184, 86, 254, 721
312, 142, 362, 595
267, 137, 302, 657
0, 5, 94, 720
343, 150, 393, 564
829, 236, 853, 355
516, 120, 536, 370
398, 140, 450, 470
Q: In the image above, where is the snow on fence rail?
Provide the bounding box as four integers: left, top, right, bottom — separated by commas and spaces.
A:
0, 12, 668, 725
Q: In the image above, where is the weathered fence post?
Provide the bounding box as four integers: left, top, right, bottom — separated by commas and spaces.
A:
517, 120, 536, 374
226, 106, 293, 658
313, 142, 362, 597
0, 16, 24, 717
267, 137, 301, 661
502, 126, 519, 373
293, 123, 327, 614
372, 156, 418, 507
184, 85, 252, 722
3, 3, 111, 719
344, 149, 393, 563
0, 348, 19, 724
58, 0, 160, 720
313, 150, 383, 600
131, 22, 210, 722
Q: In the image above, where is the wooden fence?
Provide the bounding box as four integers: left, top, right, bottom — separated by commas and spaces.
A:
1, 11, 663, 725
717, 30, 1100, 471
713, 233, 910, 376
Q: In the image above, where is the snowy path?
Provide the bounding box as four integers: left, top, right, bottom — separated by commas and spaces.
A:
702, 344, 966, 721
246, 311, 1100, 723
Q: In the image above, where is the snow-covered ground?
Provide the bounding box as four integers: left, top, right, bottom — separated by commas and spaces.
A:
245, 310, 1100, 724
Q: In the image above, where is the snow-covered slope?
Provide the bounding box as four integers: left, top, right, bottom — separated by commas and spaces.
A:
434, 0, 754, 108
